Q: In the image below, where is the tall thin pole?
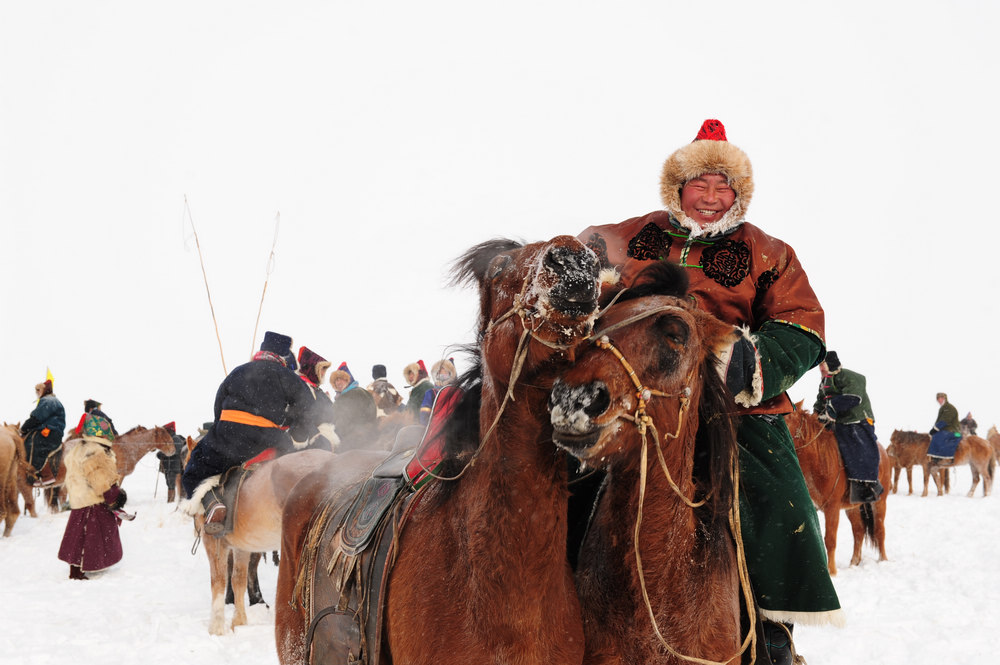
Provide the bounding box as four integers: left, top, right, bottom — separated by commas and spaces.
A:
183, 195, 228, 377
250, 212, 279, 356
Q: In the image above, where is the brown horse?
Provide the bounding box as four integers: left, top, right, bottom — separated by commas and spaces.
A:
43, 425, 177, 512
0, 423, 26, 536
2, 423, 36, 520
549, 263, 745, 665
928, 435, 995, 498
786, 403, 889, 576
987, 426, 1000, 460
275, 235, 600, 665
887, 430, 935, 495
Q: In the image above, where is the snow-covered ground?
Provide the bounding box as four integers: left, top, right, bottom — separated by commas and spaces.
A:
2, 451, 997, 665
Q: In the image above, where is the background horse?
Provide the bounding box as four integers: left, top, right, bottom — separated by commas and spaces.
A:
549, 263, 745, 665
786, 403, 889, 576
0, 423, 25, 536
988, 426, 1000, 461
193, 446, 335, 635
887, 429, 935, 495
43, 425, 177, 512
2, 423, 35, 520
927, 435, 995, 498
275, 235, 600, 665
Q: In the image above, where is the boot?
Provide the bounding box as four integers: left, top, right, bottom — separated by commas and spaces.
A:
34, 463, 56, 488
69, 565, 89, 581
759, 621, 805, 665
849, 479, 882, 504
203, 500, 227, 535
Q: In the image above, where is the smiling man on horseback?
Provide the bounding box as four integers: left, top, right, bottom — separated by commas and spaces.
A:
181, 331, 320, 534
579, 119, 842, 664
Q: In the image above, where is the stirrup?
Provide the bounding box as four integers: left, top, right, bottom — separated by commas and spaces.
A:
202, 503, 227, 535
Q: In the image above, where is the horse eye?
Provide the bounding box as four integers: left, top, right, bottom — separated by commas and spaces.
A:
656, 316, 689, 347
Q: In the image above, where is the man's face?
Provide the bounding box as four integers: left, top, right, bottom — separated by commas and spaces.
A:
333, 377, 348, 392
680, 173, 736, 225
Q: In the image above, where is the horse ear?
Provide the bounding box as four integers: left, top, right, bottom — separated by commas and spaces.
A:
699, 313, 742, 361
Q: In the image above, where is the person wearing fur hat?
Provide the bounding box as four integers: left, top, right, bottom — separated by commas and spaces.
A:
579, 119, 841, 660
431, 358, 457, 389
329, 363, 378, 450
57, 414, 127, 580
928, 392, 962, 461
295, 346, 338, 451
814, 351, 883, 503
403, 360, 436, 424
366, 364, 403, 417
21, 379, 66, 487
180, 331, 317, 532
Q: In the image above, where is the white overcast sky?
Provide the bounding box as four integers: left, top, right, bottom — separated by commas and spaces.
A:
2, 1, 998, 442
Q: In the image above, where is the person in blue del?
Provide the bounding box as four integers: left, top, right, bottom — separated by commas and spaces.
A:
21, 379, 66, 487
927, 392, 962, 462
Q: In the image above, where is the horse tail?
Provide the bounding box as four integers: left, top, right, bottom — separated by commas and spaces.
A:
860, 502, 877, 547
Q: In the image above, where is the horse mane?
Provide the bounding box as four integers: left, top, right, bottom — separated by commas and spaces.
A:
613, 261, 690, 303
120, 425, 148, 437
448, 238, 525, 288
424, 346, 483, 505
693, 353, 738, 525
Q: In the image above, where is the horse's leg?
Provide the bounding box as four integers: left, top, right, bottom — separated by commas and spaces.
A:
890, 465, 899, 494
845, 506, 865, 567
921, 462, 930, 497
822, 507, 840, 576
247, 552, 265, 606
968, 464, 980, 498
200, 527, 231, 635
904, 465, 913, 495
230, 549, 251, 630
874, 498, 888, 562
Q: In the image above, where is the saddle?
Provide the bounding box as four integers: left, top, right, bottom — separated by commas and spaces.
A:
294, 385, 463, 664
207, 448, 279, 535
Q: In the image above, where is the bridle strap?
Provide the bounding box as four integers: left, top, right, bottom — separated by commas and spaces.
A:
591, 317, 754, 665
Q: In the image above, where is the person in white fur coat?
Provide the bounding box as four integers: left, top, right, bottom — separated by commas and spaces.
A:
57, 414, 127, 580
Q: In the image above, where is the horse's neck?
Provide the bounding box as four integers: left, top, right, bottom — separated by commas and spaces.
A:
440, 385, 568, 572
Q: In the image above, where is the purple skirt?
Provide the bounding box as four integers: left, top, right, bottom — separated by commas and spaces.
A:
58, 504, 123, 572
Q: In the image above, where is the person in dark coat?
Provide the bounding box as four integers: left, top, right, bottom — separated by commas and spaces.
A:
330, 363, 378, 450
928, 392, 962, 460
21, 379, 66, 486
960, 411, 978, 436
296, 345, 338, 451
814, 351, 883, 503
366, 364, 403, 417
180, 331, 317, 529
57, 414, 127, 580
156, 421, 187, 502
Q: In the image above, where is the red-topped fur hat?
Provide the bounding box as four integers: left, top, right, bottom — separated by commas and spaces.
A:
659, 118, 754, 237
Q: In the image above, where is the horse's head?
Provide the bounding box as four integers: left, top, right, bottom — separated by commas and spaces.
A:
549, 263, 739, 513
452, 235, 601, 382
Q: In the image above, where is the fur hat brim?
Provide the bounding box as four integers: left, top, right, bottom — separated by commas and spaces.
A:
660, 138, 754, 237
